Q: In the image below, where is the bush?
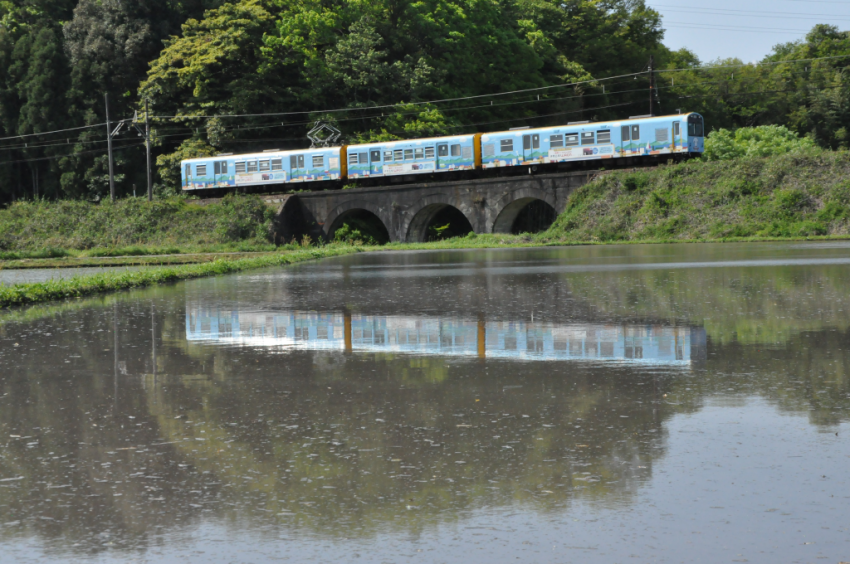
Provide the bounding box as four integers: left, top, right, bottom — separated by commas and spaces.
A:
703, 125, 818, 161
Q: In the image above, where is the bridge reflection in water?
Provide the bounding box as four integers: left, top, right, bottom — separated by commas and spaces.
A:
187, 307, 706, 365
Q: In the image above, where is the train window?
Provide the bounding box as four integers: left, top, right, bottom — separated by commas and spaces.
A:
247, 161, 258, 173
451, 144, 461, 157
425, 147, 435, 159
404, 149, 414, 160
414, 148, 424, 159
384, 151, 393, 161
394, 149, 403, 161
631, 125, 640, 139
197, 165, 207, 176
259, 160, 270, 172
437, 144, 449, 157
348, 153, 359, 166
483, 144, 495, 157
235, 162, 246, 174
565, 134, 579, 147
312, 155, 323, 168
532, 134, 539, 149
655, 128, 668, 143
621, 125, 630, 142
500, 139, 513, 152
673, 122, 680, 137
290, 156, 297, 169
597, 130, 611, 144
214, 162, 221, 175
221, 161, 228, 174
695, 121, 703, 137
358, 152, 368, 164
463, 146, 472, 159
523, 135, 531, 150
370, 150, 381, 162
271, 159, 283, 171
581, 132, 595, 145
550, 134, 563, 148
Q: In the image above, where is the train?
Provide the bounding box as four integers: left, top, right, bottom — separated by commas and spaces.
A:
180, 112, 705, 192
186, 307, 707, 365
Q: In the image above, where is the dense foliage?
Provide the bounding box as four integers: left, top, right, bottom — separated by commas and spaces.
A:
0, 0, 848, 201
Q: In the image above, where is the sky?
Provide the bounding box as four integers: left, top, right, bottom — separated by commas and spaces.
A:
646, 0, 850, 63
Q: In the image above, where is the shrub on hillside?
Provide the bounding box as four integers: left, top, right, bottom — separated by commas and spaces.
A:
703, 125, 818, 161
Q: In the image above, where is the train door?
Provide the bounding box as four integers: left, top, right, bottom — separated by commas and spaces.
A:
672, 121, 680, 152
290, 154, 305, 181
370, 149, 381, 175
437, 143, 448, 168
522, 134, 539, 162
522, 133, 540, 162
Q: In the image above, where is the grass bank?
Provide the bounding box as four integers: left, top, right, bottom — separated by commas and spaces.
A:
0, 246, 362, 308
0, 194, 276, 255
544, 149, 850, 241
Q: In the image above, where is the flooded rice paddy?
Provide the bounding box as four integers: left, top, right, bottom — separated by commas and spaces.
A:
0, 266, 143, 285
0, 242, 848, 563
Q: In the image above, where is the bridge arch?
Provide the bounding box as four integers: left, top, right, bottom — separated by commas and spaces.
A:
403, 194, 478, 242
492, 188, 558, 234
324, 200, 393, 243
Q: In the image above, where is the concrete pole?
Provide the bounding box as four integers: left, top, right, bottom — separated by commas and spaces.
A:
145, 99, 153, 201
105, 93, 115, 202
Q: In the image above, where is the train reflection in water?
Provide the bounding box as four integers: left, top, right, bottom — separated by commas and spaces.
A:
186, 308, 706, 365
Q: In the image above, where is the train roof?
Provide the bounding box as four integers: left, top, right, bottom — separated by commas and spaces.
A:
180, 112, 701, 163
482, 112, 700, 137
347, 133, 476, 149
181, 146, 340, 164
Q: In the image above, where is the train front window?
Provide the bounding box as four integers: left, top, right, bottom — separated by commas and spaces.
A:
688, 115, 704, 137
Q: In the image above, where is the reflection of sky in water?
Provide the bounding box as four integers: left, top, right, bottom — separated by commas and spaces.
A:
186, 307, 706, 365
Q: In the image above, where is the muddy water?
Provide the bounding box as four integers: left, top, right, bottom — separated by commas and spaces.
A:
0, 243, 848, 563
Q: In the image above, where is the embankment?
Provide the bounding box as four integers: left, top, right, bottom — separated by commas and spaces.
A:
0, 194, 276, 257
545, 149, 850, 241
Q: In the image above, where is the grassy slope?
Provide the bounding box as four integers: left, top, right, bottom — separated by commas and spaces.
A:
0, 194, 276, 255
545, 149, 850, 241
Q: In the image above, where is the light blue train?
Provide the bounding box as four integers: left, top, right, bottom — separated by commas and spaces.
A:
181, 113, 705, 191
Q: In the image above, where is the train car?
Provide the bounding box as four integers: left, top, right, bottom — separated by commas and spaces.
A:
480, 113, 704, 169
179, 112, 704, 191
181, 146, 344, 191
344, 134, 478, 180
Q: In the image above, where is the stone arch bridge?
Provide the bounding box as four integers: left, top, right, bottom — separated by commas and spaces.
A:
270, 170, 598, 244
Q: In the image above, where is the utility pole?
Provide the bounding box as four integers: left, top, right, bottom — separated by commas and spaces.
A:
133, 100, 154, 201
145, 100, 152, 201
106, 94, 129, 202
648, 54, 655, 117
106, 93, 115, 201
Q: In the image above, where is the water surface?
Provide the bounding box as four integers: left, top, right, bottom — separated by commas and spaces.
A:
0, 266, 142, 285
0, 242, 848, 563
